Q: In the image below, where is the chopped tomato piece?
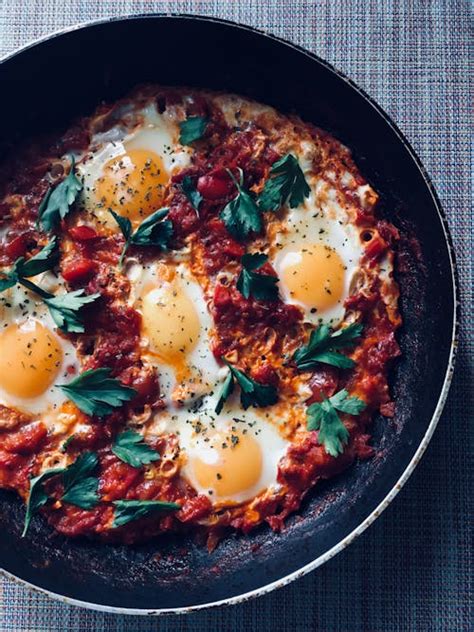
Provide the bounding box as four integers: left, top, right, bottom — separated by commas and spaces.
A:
197, 170, 233, 200
178, 495, 212, 522
307, 366, 339, 403
99, 460, 141, 501
364, 235, 388, 261
3, 422, 47, 454
5, 234, 28, 259
62, 258, 95, 283
69, 225, 98, 241
252, 364, 279, 387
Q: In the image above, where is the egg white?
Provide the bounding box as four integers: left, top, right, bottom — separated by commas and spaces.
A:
127, 260, 221, 406
272, 174, 364, 327
77, 102, 192, 228
0, 272, 81, 415
144, 384, 289, 505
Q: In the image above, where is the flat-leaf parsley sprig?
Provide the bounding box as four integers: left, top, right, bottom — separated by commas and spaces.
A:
112, 499, 181, 528
181, 175, 202, 213
220, 168, 262, 241
258, 153, 310, 212
59, 368, 137, 417
236, 253, 279, 301
0, 237, 59, 291
215, 360, 278, 414
38, 156, 83, 231
179, 115, 208, 145
112, 430, 160, 468
110, 208, 173, 268
307, 388, 366, 457
293, 323, 363, 370
0, 238, 99, 333
22, 452, 100, 536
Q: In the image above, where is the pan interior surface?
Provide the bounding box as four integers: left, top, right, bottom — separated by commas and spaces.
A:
0, 16, 456, 612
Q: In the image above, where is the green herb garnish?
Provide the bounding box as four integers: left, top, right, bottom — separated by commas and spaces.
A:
61, 451, 99, 509
110, 208, 173, 268
214, 370, 235, 415
22, 467, 65, 536
215, 360, 278, 414
258, 153, 310, 212
22, 452, 100, 536
0, 238, 58, 291
307, 389, 366, 457
179, 116, 208, 145
112, 499, 181, 528
293, 323, 363, 370
16, 237, 59, 277
38, 156, 83, 231
181, 175, 202, 212
0, 239, 99, 332
112, 430, 160, 468
59, 368, 136, 417
220, 169, 262, 240
236, 253, 279, 301
44, 289, 100, 333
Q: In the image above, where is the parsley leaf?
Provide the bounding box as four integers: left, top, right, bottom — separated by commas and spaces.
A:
21, 452, 100, 536
112, 430, 160, 468
328, 389, 367, 415
0, 270, 17, 292
59, 368, 137, 417
16, 238, 59, 277
61, 451, 99, 509
293, 323, 363, 370
110, 210, 132, 241
220, 169, 262, 240
110, 208, 173, 268
236, 253, 279, 301
22, 467, 65, 537
214, 370, 235, 415
181, 175, 202, 212
0, 238, 58, 292
0, 239, 98, 333
259, 153, 310, 212
4, 271, 98, 333
62, 477, 99, 509
130, 208, 173, 247
307, 389, 366, 457
179, 116, 208, 145
215, 360, 278, 413
44, 289, 100, 333
112, 499, 181, 528
39, 156, 83, 231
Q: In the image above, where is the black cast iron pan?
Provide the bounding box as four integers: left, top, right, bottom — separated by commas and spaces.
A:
0, 15, 458, 614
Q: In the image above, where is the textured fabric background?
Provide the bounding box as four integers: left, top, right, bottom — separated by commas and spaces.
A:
0, 1, 472, 630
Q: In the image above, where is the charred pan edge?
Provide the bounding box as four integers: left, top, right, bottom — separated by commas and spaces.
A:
0, 14, 459, 615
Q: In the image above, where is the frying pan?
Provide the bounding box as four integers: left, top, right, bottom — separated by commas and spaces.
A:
0, 15, 458, 614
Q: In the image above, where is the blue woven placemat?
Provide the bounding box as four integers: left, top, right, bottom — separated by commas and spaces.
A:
0, 1, 472, 630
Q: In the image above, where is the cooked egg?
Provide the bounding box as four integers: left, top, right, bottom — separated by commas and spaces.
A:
0, 274, 80, 414
78, 102, 192, 228
145, 386, 288, 505
127, 260, 221, 405
272, 180, 363, 327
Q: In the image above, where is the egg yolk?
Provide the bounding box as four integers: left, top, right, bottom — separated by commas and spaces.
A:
0, 320, 63, 398
141, 281, 201, 373
95, 148, 167, 223
279, 244, 345, 311
191, 431, 263, 501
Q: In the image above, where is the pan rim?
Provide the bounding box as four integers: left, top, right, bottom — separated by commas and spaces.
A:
0, 12, 459, 616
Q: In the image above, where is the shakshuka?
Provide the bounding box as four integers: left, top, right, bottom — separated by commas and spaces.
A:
0, 87, 401, 545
